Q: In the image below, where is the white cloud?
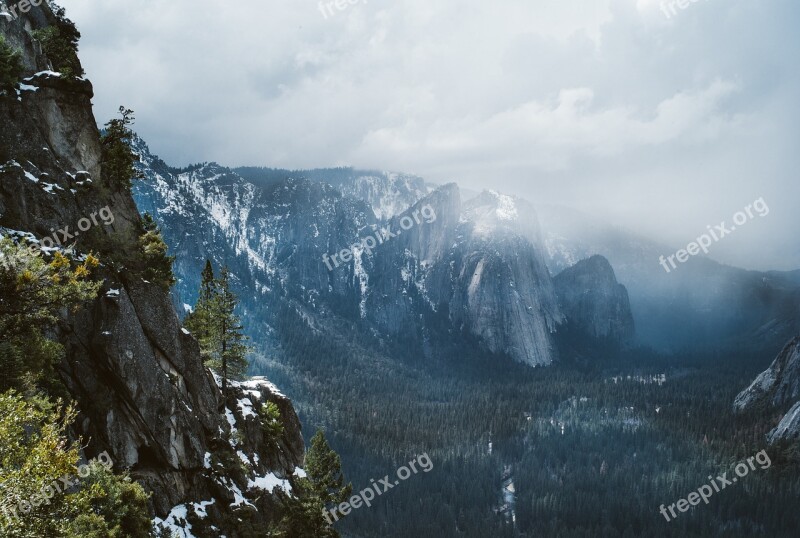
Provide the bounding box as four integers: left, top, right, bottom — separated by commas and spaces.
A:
58, 0, 800, 270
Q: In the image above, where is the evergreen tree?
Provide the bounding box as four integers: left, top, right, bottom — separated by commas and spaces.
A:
137, 213, 176, 290
30, 5, 84, 79
272, 430, 352, 537
0, 35, 23, 95
215, 266, 249, 394
260, 401, 284, 449
184, 261, 250, 395
99, 107, 142, 190
184, 260, 216, 362
0, 392, 151, 538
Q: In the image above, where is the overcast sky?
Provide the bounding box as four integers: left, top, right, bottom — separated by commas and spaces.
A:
58, 0, 799, 271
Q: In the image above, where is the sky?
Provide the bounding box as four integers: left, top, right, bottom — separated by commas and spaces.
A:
57, 0, 800, 271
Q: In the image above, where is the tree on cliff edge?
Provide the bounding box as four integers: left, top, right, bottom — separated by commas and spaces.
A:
184, 260, 250, 396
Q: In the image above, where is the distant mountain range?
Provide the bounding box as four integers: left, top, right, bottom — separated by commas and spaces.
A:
131, 136, 800, 370
131, 137, 636, 370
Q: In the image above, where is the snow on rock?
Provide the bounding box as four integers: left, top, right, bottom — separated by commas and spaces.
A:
224, 408, 238, 448
153, 500, 215, 538
237, 397, 257, 419
237, 376, 287, 398
248, 472, 292, 494
489, 190, 518, 221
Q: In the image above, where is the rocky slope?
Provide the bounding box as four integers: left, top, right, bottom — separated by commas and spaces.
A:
1, 7, 305, 536
734, 337, 800, 443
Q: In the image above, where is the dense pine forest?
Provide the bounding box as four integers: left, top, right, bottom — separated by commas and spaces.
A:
254, 312, 800, 538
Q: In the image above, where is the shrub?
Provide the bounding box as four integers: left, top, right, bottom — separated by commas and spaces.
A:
0, 35, 24, 94
31, 6, 83, 78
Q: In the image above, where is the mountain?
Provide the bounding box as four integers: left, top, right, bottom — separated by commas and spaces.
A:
554, 255, 635, 345
537, 204, 800, 354
132, 140, 633, 368
233, 167, 430, 220
0, 6, 307, 536
734, 337, 800, 443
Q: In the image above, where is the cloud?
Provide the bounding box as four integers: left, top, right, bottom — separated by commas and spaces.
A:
58, 0, 800, 270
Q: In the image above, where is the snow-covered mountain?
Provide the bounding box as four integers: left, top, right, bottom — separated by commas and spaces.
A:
131, 137, 633, 369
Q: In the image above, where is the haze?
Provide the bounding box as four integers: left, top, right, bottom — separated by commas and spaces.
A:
58, 0, 800, 271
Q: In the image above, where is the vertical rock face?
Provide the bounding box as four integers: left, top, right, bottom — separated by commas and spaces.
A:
734, 337, 800, 444
553, 255, 635, 345
1, 7, 305, 536
336, 171, 429, 220
443, 191, 564, 366
735, 337, 800, 410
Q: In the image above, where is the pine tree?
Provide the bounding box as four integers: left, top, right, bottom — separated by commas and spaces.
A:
215, 266, 249, 394
184, 260, 218, 369
138, 213, 175, 290
0, 392, 152, 537
184, 261, 249, 396
99, 107, 142, 190
272, 430, 351, 537
0, 238, 101, 394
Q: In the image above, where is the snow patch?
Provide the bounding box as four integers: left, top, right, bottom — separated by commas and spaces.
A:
248, 472, 291, 494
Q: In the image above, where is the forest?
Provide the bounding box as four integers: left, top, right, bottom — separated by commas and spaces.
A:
254, 310, 800, 538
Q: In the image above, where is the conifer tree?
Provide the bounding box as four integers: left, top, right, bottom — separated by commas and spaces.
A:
272, 430, 351, 537
137, 213, 175, 290
0, 35, 23, 95
184, 261, 249, 395
215, 266, 249, 394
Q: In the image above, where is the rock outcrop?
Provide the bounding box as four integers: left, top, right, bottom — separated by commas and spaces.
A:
554, 255, 635, 345
1, 6, 305, 536
734, 337, 800, 444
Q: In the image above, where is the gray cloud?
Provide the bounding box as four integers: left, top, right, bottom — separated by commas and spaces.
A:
59, 0, 800, 270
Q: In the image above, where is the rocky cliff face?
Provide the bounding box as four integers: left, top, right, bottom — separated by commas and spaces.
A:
554, 255, 634, 344
734, 337, 800, 443
1, 7, 305, 536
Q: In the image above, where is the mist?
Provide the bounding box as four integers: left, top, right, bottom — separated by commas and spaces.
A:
59, 0, 800, 270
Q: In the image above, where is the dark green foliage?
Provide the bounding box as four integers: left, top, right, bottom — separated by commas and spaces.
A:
0, 393, 152, 537
66, 463, 153, 538
100, 107, 142, 191
260, 401, 284, 449
255, 307, 800, 538
0, 240, 100, 394
137, 213, 176, 289
31, 5, 83, 78
271, 430, 351, 537
81, 210, 175, 291
216, 267, 250, 390
184, 261, 250, 394
0, 35, 23, 94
